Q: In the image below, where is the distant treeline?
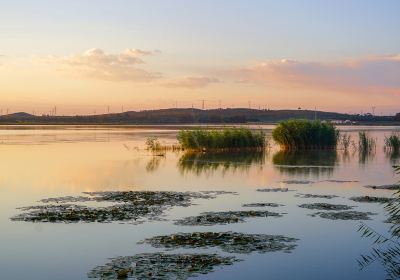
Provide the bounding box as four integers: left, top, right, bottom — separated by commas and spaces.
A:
0, 108, 399, 125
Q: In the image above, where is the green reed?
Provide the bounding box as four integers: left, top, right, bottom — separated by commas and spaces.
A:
177, 127, 266, 151
385, 133, 400, 152
272, 119, 339, 150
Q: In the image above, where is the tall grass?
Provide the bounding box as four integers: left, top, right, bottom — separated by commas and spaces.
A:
177, 127, 266, 151
358, 131, 376, 153
385, 133, 400, 152
339, 133, 353, 151
272, 119, 339, 150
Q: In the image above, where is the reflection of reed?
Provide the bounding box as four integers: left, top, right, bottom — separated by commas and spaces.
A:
385, 149, 400, 165
272, 150, 337, 177
358, 166, 400, 279
358, 147, 376, 165
146, 156, 163, 172
178, 151, 265, 176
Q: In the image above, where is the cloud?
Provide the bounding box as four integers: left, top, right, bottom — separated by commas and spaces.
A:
237, 55, 400, 95
160, 76, 221, 89
47, 48, 162, 82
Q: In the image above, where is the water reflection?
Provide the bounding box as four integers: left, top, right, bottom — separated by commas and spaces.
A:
358, 148, 376, 165
272, 150, 338, 177
385, 149, 400, 165
178, 151, 265, 176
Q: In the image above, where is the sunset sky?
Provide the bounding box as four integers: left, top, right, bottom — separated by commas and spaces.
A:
1, 0, 399, 115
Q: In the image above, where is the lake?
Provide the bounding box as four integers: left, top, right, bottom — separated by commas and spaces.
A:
0, 125, 399, 280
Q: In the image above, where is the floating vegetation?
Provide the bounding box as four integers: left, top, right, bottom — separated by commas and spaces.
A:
364, 184, 400, 190
256, 188, 290, 192
177, 127, 266, 151
280, 180, 314, 184
87, 253, 239, 280
322, 179, 359, 183
350, 196, 394, 203
174, 210, 283, 226
140, 232, 298, 254
178, 150, 265, 175
295, 193, 339, 199
272, 119, 339, 150
299, 203, 354, 211
309, 211, 375, 220
11, 191, 234, 223
242, 203, 282, 207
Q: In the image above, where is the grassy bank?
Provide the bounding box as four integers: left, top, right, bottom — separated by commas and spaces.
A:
272, 119, 339, 150
177, 127, 266, 151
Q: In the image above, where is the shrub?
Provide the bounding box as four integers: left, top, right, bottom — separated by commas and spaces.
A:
272, 119, 339, 150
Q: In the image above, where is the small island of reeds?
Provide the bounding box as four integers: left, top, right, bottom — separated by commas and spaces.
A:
272, 119, 339, 150
177, 127, 266, 151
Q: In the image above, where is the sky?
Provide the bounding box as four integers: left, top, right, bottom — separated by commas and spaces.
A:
0, 0, 399, 115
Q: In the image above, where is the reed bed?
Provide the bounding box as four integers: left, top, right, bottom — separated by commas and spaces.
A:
272, 120, 339, 150
384, 133, 400, 152
358, 131, 376, 153
177, 127, 266, 151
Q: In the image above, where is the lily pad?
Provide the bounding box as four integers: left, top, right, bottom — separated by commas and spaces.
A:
87, 252, 239, 279
242, 203, 282, 207
257, 188, 290, 192
280, 180, 314, 184
299, 203, 354, 211
295, 193, 339, 199
11, 191, 233, 223
309, 211, 375, 220
140, 232, 298, 254
322, 180, 359, 183
363, 184, 400, 190
349, 196, 394, 203
174, 210, 283, 226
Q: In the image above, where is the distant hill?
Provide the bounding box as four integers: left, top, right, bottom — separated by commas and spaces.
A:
0, 108, 399, 125
3, 112, 35, 119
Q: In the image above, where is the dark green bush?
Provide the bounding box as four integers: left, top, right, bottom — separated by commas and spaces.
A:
272, 119, 339, 150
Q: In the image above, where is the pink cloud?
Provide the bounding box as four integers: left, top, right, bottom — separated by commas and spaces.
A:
47, 48, 162, 82
161, 76, 221, 89
238, 55, 400, 95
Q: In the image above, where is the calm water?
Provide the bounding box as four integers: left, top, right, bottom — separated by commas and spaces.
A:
0, 125, 399, 280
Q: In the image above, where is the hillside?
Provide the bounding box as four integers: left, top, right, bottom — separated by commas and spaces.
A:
0, 108, 399, 125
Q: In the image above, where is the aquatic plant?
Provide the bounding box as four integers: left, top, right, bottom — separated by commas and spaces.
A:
298, 203, 354, 211
174, 210, 283, 226
88, 253, 240, 279
141, 232, 298, 254
385, 133, 400, 153
309, 211, 375, 220
272, 119, 339, 150
11, 191, 235, 223
145, 136, 181, 153
339, 133, 353, 151
177, 127, 266, 151
358, 131, 376, 153
295, 193, 338, 199
350, 196, 394, 203
358, 166, 400, 279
